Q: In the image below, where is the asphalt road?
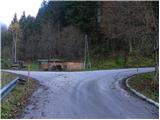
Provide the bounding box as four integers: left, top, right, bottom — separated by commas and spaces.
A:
4, 68, 158, 119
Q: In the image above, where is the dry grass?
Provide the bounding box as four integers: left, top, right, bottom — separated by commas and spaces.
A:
128, 72, 159, 102
1, 72, 17, 88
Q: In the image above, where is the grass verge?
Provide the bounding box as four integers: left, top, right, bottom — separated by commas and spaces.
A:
1, 72, 17, 88
1, 72, 39, 119
91, 56, 154, 70
128, 72, 159, 102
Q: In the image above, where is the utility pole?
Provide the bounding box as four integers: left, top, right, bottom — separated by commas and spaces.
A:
14, 33, 17, 63
84, 35, 87, 69
84, 34, 91, 69
12, 33, 17, 64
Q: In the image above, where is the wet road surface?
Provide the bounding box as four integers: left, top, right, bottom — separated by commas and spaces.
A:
4, 68, 159, 119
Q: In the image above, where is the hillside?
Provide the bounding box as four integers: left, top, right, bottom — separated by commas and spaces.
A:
1, 1, 159, 69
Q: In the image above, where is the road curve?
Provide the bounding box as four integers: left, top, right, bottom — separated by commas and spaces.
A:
3, 68, 158, 119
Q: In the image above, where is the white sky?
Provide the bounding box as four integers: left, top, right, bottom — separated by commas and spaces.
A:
0, 0, 42, 27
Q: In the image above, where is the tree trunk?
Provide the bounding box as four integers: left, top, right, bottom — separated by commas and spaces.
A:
129, 40, 132, 53
154, 47, 159, 80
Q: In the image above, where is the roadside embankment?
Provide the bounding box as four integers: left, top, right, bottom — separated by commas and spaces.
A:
126, 72, 159, 107
1, 72, 39, 119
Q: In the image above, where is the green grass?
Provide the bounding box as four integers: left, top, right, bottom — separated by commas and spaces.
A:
29, 62, 39, 70
127, 57, 154, 67
23, 62, 39, 71
91, 58, 122, 70
91, 56, 154, 70
1, 72, 17, 88
128, 72, 159, 102
1, 72, 38, 119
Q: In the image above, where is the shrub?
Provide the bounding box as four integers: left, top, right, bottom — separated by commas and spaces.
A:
1, 59, 10, 69
115, 58, 123, 67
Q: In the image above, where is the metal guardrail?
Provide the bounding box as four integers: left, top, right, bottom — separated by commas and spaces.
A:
0, 77, 20, 101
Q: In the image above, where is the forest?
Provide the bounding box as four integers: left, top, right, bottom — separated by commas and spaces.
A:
1, 1, 159, 69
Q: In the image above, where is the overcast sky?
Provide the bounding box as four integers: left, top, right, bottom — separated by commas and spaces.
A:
0, 0, 42, 27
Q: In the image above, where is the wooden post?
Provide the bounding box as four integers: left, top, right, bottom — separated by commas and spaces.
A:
84, 34, 87, 69
28, 65, 30, 82
26, 59, 31, 82
84, 34, 91, 70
